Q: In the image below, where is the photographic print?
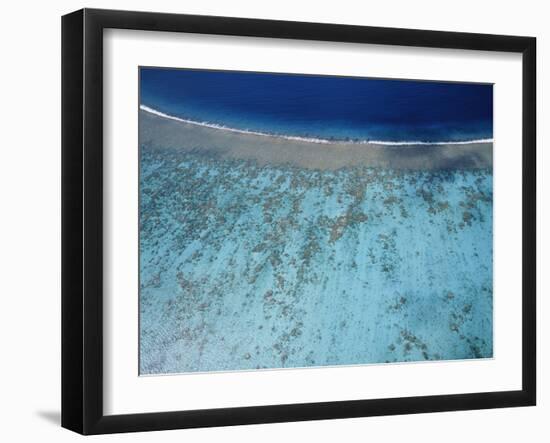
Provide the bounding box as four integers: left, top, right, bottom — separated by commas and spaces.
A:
138, 67, 493, 375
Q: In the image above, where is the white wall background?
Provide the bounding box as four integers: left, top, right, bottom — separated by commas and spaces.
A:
0, 0, 546, 441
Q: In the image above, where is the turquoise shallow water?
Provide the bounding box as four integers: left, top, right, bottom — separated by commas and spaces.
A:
139, 149, 493, 375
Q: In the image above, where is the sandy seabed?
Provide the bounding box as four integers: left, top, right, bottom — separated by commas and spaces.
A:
139, 110, 493, 171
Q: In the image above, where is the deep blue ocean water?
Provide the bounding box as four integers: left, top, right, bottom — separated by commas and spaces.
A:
140, 67, 493, 143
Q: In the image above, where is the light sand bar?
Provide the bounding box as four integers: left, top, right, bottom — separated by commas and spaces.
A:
139, 109, 493, 171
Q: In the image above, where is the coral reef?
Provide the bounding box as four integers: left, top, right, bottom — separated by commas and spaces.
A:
139, 148, 493, 374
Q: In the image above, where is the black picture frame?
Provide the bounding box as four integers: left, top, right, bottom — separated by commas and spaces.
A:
62, 8, 536, 435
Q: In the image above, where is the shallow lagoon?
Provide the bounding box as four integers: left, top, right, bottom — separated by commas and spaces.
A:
139, 148, 493, 375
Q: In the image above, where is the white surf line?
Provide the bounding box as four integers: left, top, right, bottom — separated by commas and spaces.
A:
364, 138, 494, 146
140, 104, 493, 147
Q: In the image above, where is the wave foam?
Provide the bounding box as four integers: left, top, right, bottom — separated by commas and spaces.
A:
140, 104, 493, 146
